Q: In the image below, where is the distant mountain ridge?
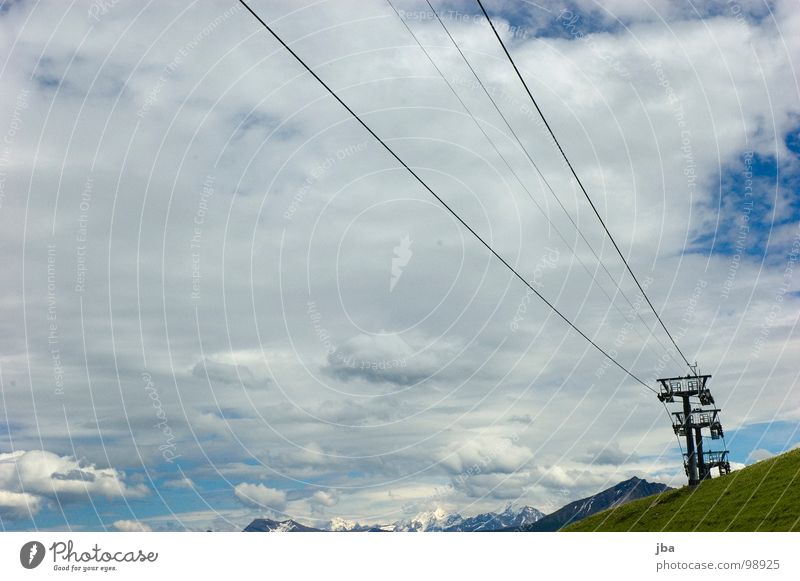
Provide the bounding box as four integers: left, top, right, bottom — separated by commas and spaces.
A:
244, 518, 321, 532
445, 505, 545, 531
243, 504, 544, 532
393, 504, 545, 532
513, 476, 671, 532
241, 478, 670, 532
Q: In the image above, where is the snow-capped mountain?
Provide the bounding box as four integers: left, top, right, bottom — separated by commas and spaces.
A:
243, 504, 544, 532
243, 518, 321, 532
388, 504, 544, 532
326, 517, 394, 532
328, 517, 359, 532
393, 507, 466, 532
443, 505, 545, 531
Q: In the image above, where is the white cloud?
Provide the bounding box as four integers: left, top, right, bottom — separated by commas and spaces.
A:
322, 332, 464, 386
440, 437, 532, 475
580, 441, 640, 466
192, 359, 253, 383
0, 450, 148, 520
162, 477, 196, 490
309, 490, 338, 508
0, 490, 42, 519
530, 465, 576, 489
450, 471, 534, 501
747, 448, 775, 463
0, 450, 148, 499
112, 519, 153, 532
233, 483, 288, 511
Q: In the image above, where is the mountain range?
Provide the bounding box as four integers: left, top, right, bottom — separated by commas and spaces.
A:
243, 518, 321, 532
244, 504, 544, 533
242, 476, 670, 532
393, 504, 545, 532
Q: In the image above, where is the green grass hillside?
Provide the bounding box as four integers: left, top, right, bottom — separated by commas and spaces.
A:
565, 448, 800, 532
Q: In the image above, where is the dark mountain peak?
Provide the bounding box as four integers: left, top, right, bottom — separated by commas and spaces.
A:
517, 477, 672, 532
615, 475, 647, 488
243, 518, 321, 532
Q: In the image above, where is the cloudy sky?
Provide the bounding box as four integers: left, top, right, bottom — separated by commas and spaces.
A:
0, 0, 798, 531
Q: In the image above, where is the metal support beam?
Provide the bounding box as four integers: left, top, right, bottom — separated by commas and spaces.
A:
683, 394, 699, 485
695, 427, 707, 481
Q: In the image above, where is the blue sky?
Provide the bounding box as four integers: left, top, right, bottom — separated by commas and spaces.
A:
728, 420, 800, 464
690, 141, 800, 260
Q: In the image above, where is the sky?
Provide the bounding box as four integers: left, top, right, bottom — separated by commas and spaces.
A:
0, 0, 798, 532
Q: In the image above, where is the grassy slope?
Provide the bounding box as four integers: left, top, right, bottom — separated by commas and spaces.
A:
565, 448, 800, 532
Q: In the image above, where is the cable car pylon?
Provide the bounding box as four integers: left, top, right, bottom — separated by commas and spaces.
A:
656, 372, 731, 485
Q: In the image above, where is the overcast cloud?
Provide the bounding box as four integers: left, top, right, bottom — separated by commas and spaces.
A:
0, 0, 798, 531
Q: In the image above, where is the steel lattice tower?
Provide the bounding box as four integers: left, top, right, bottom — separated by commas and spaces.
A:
656, 374, 731, 486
